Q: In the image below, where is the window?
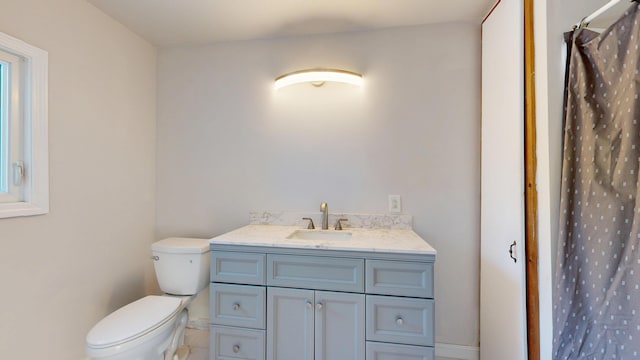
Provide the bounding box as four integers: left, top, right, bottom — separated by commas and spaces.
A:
0, 48, 23, 204
0, 32, 48, 219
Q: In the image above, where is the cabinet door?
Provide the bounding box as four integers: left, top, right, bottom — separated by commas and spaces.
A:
314, 291, 365, 360
266, 287, 314, 360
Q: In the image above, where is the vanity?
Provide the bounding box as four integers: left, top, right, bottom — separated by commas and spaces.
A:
208, 222, 436, 360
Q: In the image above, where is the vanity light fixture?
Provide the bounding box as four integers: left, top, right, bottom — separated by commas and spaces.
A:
274, 69, 363, 90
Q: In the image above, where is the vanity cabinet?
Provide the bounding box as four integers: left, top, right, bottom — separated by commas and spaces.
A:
209, 237, 435, 360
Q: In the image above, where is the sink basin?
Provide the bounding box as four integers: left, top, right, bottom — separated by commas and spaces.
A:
287, 229, 353, 241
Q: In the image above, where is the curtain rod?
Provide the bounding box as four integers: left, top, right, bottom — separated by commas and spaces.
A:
575, 0, 629, 29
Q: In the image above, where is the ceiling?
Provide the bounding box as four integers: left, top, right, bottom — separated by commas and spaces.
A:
87, 0, 496, 46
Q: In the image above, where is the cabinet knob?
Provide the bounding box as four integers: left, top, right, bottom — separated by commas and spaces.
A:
396, 317, 404, 326
233, 344, 240, 353
233, 303, 240, 311
316, 302, 324, 310
306, 300, 313, 309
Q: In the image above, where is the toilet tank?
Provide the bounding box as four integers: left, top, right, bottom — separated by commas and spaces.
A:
151, 237, 210, 295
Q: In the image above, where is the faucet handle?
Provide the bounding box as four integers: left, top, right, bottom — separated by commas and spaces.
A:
302, 217, 315, 229
334, 218, 348, 230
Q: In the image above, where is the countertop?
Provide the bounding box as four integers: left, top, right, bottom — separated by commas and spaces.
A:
209, 224, 436, 255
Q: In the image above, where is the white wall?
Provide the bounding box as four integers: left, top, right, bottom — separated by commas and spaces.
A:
536, 0, 625, 356
157, 23, 481, 347
0, 0, 156, 358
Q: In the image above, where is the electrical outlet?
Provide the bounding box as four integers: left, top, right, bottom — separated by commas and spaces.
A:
388, 195, 401, 213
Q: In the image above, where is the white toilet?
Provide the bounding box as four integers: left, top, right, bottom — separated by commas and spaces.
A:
86, 237, 210, 360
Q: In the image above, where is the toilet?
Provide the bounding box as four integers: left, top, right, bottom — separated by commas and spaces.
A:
86, 237, 210, 360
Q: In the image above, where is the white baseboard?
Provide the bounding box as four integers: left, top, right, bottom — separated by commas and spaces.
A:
436, 342, 480, 360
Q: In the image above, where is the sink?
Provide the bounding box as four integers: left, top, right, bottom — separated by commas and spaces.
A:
287, 229, 353, 241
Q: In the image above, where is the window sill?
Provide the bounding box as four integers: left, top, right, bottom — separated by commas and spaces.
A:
0, 200, 48, 219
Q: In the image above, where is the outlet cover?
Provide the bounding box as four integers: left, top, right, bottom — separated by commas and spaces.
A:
388, 195, 401, 213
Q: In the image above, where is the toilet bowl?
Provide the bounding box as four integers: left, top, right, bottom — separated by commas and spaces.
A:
86, 238, 210, 360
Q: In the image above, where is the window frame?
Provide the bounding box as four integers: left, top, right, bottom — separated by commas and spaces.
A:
0, 57, 7, 196
0, 48, 24, 203
0, 32, 48, 219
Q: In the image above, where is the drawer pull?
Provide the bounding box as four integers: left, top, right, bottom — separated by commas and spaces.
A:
396, 316, 404, 326
233, 344, 240, 353
316, 302, 324, 310
232, 303, 240, 311
306, 300, 313, 309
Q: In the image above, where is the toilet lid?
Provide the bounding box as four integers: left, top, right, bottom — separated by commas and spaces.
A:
86, 295, 182, 348
151, 237, 209, 254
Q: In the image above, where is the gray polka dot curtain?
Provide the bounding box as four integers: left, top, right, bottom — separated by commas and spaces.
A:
554, 3, 640, 359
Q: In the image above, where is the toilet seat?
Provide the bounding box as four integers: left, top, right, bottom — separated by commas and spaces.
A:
86, 295, 183, 349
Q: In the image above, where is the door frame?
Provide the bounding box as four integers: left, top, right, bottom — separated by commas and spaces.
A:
523, 0, 540, 359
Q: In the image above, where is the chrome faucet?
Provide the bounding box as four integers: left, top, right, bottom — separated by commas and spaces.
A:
320, 202, 329, 230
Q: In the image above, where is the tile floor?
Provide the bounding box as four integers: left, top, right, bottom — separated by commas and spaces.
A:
185, 328, 451, 360
184, 328, 209, 360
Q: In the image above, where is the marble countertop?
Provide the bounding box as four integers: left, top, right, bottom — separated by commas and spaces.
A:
209, 224, 436, 255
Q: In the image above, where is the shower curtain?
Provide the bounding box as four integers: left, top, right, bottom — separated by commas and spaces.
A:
554, 2, 640, 359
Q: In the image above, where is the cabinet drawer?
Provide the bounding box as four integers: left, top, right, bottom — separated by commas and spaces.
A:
267, 254, 364, 292
210, 284, 266, 329
210, 325, 265, 360
366, 342, 434, 360
365, 260, 434, 298
366, 295, 434, 346
211, 251, 265, 285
